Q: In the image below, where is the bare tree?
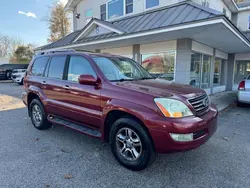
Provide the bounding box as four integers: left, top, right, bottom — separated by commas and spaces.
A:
47, 2, 71, 43
0, 34, 10, 57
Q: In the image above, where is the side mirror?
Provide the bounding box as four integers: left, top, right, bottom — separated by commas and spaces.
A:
78, 75, 97, 85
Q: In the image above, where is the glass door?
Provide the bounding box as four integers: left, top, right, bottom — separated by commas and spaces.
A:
201, 55, 211, 89
190, 53, 202, 87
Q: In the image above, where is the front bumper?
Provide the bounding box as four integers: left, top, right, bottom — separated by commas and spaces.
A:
147, 105, 218, 153
238, 91, 250, 104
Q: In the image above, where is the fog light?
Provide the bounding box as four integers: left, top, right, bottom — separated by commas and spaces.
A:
169, 133, 193, 142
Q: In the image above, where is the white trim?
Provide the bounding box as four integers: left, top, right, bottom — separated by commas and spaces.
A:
73, 20, 124, 42
215, 49, 228, 59
221, 19, 250, 47
45, 18, 250, 51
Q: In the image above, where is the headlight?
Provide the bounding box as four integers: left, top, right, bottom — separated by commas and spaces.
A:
154, 98, 193, 118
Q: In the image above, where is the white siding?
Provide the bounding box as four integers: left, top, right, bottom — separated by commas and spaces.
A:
192, 41, 213, 56
192, 0, 232, 19
216, 49, 228, 59
237, 10, 250, 32
140, 40, 177, 54
235, 53, 250, 60
100, 46, 133, 58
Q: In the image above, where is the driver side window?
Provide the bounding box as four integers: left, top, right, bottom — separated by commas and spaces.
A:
67, 56, 96, 82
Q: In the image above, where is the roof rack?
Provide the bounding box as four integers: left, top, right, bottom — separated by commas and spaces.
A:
38, 49, 95, 55
38, 49, 75, 55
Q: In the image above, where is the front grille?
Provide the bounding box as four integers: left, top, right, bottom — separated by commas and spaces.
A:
188, 93, 210, 116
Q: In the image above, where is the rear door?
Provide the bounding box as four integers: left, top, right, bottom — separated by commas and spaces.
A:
41, 55, 68, 117
61, 55, 102, 129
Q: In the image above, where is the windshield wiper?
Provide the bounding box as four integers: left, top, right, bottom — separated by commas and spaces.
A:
111, 78, 135, 82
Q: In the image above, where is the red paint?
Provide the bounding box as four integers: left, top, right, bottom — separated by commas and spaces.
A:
22, 52, 218, 153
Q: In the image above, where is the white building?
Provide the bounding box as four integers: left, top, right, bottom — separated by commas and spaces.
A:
37, 0, 250, 94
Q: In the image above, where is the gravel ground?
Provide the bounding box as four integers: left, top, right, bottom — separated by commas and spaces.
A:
0, 83, 250, 188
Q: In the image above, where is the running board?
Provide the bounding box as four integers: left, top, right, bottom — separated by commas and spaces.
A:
48, 115, 101, 138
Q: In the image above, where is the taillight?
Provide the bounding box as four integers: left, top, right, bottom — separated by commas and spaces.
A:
238, 81, 245, 91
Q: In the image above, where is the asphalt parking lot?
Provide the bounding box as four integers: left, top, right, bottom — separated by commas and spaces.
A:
0, 83, 250, 188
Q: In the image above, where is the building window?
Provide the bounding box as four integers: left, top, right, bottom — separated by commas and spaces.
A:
126, 0, 133, 14
248, 15, 250, 30
85, 9, 93, 18
108, 0, 124, 19
190, 53, 211, 89
234, 61, 250, 84
100, 4, 107, 20
141, 51, 176, 81
201, 0, 209, 7
146, 0, 159, 9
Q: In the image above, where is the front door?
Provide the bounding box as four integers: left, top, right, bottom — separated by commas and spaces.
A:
61, 55, 102, 129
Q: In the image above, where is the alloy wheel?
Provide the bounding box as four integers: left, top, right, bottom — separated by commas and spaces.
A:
116, 127, 142, 161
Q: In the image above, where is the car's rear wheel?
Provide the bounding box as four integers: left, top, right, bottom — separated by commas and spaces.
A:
30, 99, 51, 130
110, 117, 155, 171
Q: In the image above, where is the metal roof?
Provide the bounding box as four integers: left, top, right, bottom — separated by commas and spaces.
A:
39, 1, 223, 50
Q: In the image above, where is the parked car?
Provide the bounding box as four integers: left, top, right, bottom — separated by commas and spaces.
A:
11, 69, 26, 85
237, 74, 250, 106
22, 50, 218, 171
0, 64, 28, 80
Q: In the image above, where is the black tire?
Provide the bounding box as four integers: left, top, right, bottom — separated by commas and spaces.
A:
237, 99, 244, 107
18, 78, 24, 85
110, 117, 155, 171
29, 99, 51, 130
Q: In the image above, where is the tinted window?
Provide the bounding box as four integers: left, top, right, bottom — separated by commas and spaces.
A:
146, 0, 159, 9
48, 56, 67, 79
67, 56, 96, 82
31, 57, 49, 76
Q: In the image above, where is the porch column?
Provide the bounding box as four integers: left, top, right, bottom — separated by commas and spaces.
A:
133, 44, 141, 63
210, 49, 216, 94
226, 54, 235, 91
175, 39, 192, 84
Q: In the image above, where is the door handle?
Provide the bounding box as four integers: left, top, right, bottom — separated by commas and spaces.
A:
41, 81, 46, 85
63, 85, 70, 90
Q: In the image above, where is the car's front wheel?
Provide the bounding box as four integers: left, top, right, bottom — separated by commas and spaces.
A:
110, 117, 155, 171
29, 99, 51, 130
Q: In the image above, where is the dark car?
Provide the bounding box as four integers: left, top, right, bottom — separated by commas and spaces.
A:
22, 50, 218, 170
0, 64, 28, 80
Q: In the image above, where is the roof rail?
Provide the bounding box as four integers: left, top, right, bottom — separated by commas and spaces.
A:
38, 49, 76, 55
38, 49, 96, 55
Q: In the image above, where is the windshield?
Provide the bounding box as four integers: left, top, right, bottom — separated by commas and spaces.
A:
93, 57, 154, 81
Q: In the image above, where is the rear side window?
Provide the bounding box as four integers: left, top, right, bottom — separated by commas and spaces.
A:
48, 56, 67, 79
247, 75, 250, 80
31, 57, 49, 76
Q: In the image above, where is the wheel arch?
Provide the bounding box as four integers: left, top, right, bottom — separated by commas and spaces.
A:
103, 109, 155, 150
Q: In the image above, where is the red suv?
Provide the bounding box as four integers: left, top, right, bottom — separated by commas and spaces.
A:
22, 50, 218, 170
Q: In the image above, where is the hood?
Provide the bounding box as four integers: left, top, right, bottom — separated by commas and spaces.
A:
114, 79, 205, 99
